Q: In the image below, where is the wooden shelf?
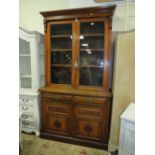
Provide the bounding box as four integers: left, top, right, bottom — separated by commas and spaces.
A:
21, 74, 32, 78
51, 64, 71, 67
52, 49, 72, 52
51, 34, 71, 38
51, 34, 104, 38
80, 65, 104, 68
80, 48, 104, 51
81, 34, 104, 37
20, 54, 31, 56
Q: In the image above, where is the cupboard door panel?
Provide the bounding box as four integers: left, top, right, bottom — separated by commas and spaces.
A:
46, 115, 70, 135
75, 119, 102, 140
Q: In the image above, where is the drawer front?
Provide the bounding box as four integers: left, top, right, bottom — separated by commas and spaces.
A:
46, 115, 70, 135
75, 120, 102, 140
44, 98, 71, 116
20, 97, 34, 106
74, 106, 103, 121
43, 93, 72, 102
46, 103, 70, 116
21, 113, 34, 121
74, 96, 108, 104
20, 105, 33, 113
22, 120, 34, 129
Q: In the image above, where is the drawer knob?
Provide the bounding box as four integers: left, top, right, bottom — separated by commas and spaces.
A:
22, 114, 28, 119
22, 107, 28, 110
84, 124, 92, 134
22, 121, 29, 126
22, 98, 29, 102
54, 120, 61, 129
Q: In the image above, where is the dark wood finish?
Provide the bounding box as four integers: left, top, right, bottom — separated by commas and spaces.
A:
39, 5, 116, 150
40, 5, 116, 22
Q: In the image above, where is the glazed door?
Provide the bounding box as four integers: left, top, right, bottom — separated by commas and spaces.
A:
75, 19, 110, 90
47, 21, 76, 87
47, 19, 110, 90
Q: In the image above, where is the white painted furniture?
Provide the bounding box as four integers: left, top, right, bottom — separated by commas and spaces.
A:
19, 27, 44, 135
118, 103, 135, 155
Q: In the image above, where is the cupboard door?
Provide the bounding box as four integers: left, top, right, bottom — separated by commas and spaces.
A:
75, 119, 102, 141
75, 19, 109, 89
79, 21, 104, 87
48, 21, 74, 86
46, 115, 70, 135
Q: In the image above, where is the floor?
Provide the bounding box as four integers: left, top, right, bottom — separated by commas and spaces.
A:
20, 133, 116, 155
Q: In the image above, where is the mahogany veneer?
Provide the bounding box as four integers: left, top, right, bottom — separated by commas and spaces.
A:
39, 5, 116, 149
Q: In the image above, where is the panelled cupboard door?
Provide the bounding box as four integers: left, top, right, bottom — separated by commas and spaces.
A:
47, 19, 110, 90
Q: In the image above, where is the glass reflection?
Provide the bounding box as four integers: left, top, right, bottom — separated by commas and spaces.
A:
80, 51, 104, 66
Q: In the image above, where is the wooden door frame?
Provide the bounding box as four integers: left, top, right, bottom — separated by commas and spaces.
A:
74, 18, 111, 91
45, 20, 76, 89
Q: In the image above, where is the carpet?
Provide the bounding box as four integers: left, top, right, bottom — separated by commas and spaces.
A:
20, 133, 111, 155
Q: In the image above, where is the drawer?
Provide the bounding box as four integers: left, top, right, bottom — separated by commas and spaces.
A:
43, 93, 72, 102
46, 102, 70, 116
75, 119, 102, 140
46, 115, 70, 135
20, 97, 34, 106
74, 96, 108, 105
74, 105, 103, 121
20, 105, 33, 113
21, 113, 34, 121
22, 120, 34, 129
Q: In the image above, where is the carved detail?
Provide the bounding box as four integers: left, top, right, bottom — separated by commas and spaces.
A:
109, 19, 112, 29
44, 20, 47, 33
54, 120, 61, 129
84, 124, 92, 133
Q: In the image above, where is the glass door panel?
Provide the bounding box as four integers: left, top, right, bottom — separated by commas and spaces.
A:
79, 21, 104, 87
50, 23, 72, 84
19, 38, 32, 88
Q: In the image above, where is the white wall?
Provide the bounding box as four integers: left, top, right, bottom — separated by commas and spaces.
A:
19, 0, 135, 33
19, 0, 69, 33
69, 0, 135, 31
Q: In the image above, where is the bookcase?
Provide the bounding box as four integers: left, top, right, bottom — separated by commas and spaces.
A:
39, 5, 116, 149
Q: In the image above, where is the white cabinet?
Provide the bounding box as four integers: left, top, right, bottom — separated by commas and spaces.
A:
118, 103, 135, 155
19, 27, 44, 135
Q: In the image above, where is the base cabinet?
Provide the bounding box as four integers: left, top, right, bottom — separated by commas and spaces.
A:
40, 91, 111, 149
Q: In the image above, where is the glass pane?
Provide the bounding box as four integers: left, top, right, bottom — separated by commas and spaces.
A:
21, 78, 32, 88
80, 36, 104, 49
51, 24, 72, 35
51, 67, 71, 84
19, 57, 31, 76
79, 22, 104, 87
80, 22, 104, 34
51, 51, 71, 64
80, 51, 104, 66
80, 68, 103, 86
51, 37, 72, 49
50, 23, 72, 84
19, 38, 32, 88
19, 38, 30, 54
